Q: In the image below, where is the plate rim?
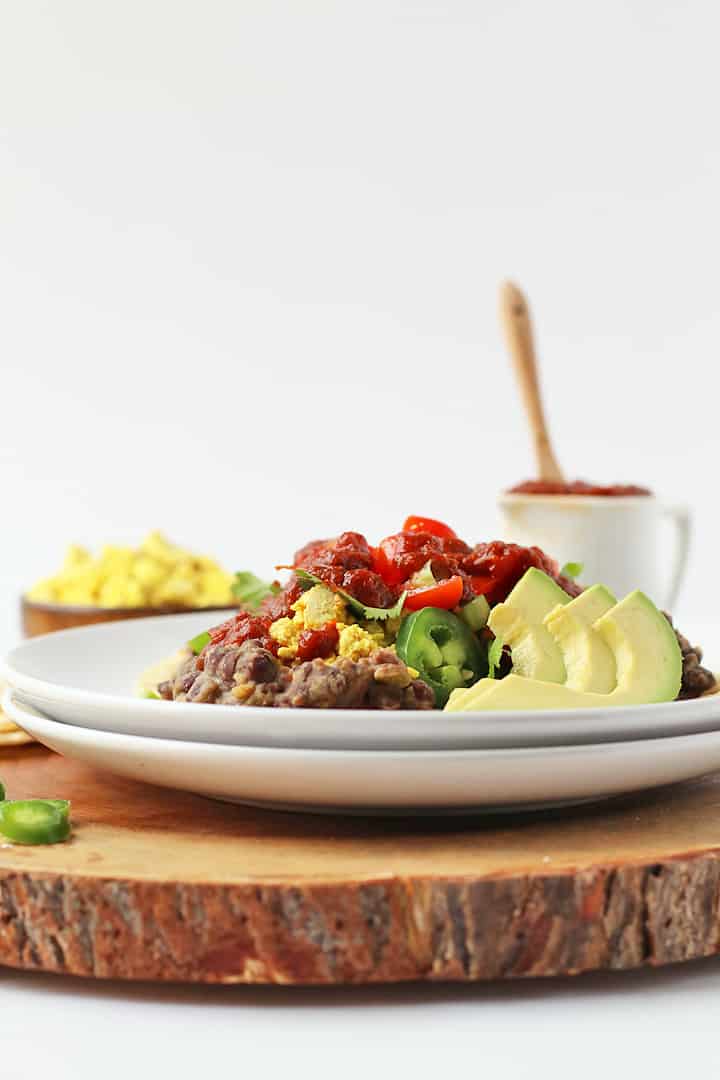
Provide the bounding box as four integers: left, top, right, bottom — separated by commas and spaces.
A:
9, 688, 720, 761
3, 609, 719, 741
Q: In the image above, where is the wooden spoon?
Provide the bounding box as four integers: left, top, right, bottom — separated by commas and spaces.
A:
499, 281, 565, 484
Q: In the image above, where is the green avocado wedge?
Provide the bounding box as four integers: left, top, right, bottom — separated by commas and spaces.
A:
597, 589, 681, 702
445, 590, 682, 711
544, 584, 617, 693
487, 569, 572, 684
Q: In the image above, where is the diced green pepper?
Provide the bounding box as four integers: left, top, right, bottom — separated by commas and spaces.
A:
188, 630, 211, 655
396, 607, 488, 707
458, 595, 490, 631
0, 799, 71, 845
407, 560, 437, 590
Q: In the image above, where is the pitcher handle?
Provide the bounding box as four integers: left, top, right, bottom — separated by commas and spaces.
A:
662, 503, 692, 611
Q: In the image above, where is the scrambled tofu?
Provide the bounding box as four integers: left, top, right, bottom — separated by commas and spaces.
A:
338, 623, 384, 661
27, 531, 235, 608
269, 616, 302, 659
293, 584, 346, 628
269, 584, 386, 663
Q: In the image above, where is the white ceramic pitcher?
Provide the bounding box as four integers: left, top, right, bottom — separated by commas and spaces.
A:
498, 493, 691, 610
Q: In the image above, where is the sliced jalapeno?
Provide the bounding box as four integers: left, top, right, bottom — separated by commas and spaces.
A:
0, 799, 71, 845
396, 607, 487, 707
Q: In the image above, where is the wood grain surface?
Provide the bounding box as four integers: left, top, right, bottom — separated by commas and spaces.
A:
2, 746, 720, 985
20, 598, 236, 637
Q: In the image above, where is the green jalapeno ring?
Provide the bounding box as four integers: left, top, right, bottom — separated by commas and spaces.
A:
396, 607, 488, 707
0, 799, 71, 845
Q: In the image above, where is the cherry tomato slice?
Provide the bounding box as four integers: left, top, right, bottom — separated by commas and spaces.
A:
371, 544, 406, 587
402, 516, 457, 540
404, 575, 464, 612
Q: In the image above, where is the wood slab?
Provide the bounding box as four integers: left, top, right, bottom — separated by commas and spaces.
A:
2, 746, 720, 985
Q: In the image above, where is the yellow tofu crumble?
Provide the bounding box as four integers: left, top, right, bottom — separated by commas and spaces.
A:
292, 585, 346, 629
26, 531, 235, 608
337, 623, 384, 661
268, 584, 388, 664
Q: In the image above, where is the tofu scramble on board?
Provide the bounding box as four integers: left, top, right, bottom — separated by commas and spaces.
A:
150, 516, 716, 712
27, 531, 235, 608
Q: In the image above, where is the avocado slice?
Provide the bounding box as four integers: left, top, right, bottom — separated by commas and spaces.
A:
445, 589, 682, 711
595, 590, 682, 701
487, 568, 571, 683
446, 674, 606, 711
544, 585, 617, 693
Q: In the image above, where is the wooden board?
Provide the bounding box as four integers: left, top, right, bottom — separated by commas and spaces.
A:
2, 746, 720, 985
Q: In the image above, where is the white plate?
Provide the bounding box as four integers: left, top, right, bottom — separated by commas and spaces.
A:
6, 690, 720, 814
4, 612, 720, 751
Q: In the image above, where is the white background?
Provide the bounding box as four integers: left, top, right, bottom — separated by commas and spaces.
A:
2, 0, 720, 1075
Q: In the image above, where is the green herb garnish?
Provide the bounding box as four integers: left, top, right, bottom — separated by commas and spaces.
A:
187, 572, 279, 656
560, 562, 584, 580
188, 630, 211, 655
295, 569, 407, 621
232, 571, 280, 609
487, 634, 505, 679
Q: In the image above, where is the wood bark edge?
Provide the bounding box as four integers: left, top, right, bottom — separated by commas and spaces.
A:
2, 852, 720, 984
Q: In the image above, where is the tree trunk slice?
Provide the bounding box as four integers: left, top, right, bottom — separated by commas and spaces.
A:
2, 746, 720, 985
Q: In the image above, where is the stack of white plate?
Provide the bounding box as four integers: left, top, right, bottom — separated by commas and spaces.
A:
4, 611, 720, 815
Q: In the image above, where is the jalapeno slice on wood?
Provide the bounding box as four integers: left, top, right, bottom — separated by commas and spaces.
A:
396, 607, 487, 707
0, 799, 71, 845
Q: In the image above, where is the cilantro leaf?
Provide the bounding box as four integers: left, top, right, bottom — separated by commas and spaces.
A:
487, 634, 505, 679
188, 630, 211, 655
560, 561, 584, 580
295, 568, 407, 621
232, 571, 280, 609
355, 592, 408, 622
295, 569, 321, 589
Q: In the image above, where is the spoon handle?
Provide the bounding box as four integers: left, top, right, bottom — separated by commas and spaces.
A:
499, 281, 565, 484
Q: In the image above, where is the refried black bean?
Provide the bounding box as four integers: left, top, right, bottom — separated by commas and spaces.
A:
664, 613, 717, 699
157, 619, 715, 709
161, 641, 435, 710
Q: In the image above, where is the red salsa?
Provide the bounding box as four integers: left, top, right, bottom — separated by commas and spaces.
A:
296, 623, 339, 661
198, 518, 582, 663
286, 525, 581, 611
507, 480, 652, 496
204, 611, 279, 658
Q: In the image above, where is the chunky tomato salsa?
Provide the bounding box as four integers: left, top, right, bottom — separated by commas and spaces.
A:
206, 516, 582, 663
